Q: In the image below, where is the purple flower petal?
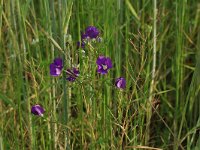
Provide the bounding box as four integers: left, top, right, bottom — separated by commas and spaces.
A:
73, 68, 80, 76
31, 105, 45, 116
50, 58, 63, 76
96, 56, 106, 65
81, 32, 89, 40
85, 26, 99, 39
66, 76, 76, 82
115, 77, 126, 89
53, 58, 63, 69
105, 57, 112, 69
66, 68, 80, 82
81, 26, 100, 41
77, 41, 85, 49
97, 65, 108, 74
50, 63, 62, 76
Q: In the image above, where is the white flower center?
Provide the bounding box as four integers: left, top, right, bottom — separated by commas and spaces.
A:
102, 64, 107, 70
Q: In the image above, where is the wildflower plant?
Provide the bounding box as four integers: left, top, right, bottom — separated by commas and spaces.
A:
32, 26, 126, 118
30, 26, 126, 150
78, 26, 100, 48
2, 0, 198, 149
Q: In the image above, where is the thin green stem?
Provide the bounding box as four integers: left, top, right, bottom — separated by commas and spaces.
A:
146, 0, 157, 145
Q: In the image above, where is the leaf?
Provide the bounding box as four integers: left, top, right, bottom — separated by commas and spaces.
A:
125, 0, 140, 23
0, 92, 14, 107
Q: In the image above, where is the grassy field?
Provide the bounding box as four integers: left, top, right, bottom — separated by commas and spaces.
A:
0, 0, 200, 149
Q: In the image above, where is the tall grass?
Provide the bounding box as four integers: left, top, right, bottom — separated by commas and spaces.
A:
0, 0, 200, 149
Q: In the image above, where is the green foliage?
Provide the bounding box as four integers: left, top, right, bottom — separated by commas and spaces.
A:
0, 0, 200, 149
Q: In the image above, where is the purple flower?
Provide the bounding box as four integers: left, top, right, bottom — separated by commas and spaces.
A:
81, 26, 99, 40
85, 26, 99, 39
50, 58, 63, 76
31, 105, 45, 116
66, 68, 80, 82
81, 32, 89, 40
53, 58, 63, 68
115, 77, 126, 89
96, 56, 112, 74
78, 26, 100, 48
77, 41, 85, 49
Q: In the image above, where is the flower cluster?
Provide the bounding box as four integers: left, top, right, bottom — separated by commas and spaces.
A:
77, 26, 100, 49
82, 26, 100, 39
31, 26, 126, 116
66, 68, 80, 82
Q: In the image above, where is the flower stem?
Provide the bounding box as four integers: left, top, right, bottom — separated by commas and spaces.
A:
146, 0, 157, 145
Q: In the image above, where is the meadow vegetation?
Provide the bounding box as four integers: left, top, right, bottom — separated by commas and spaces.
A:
0, 0, 200, 149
